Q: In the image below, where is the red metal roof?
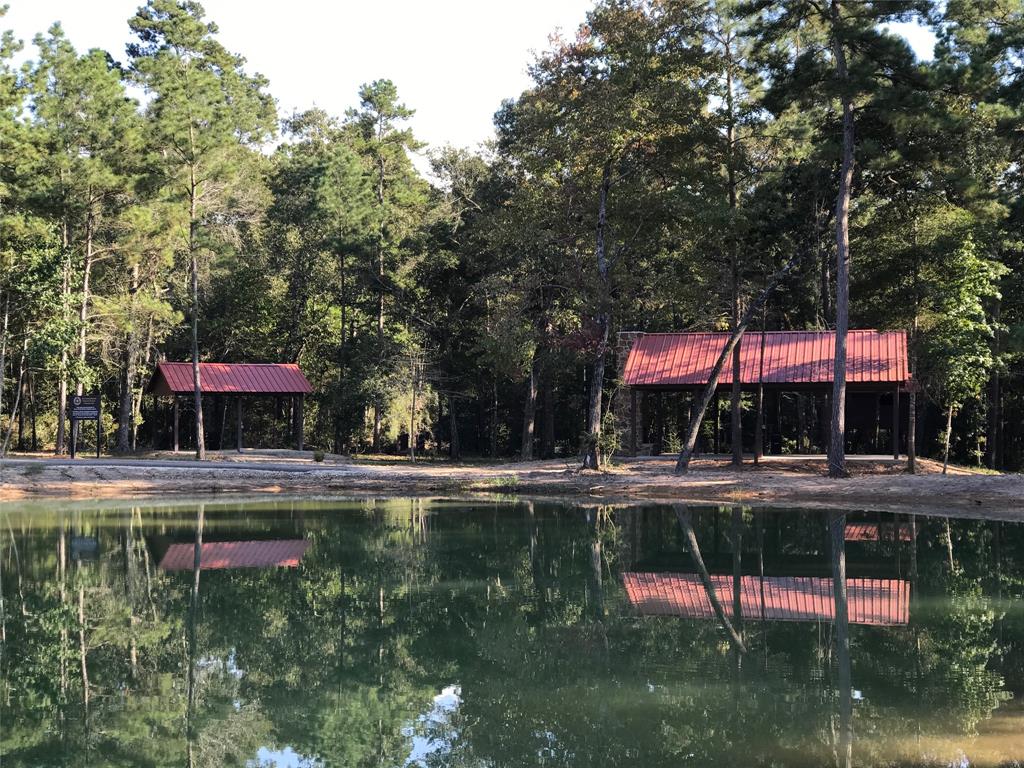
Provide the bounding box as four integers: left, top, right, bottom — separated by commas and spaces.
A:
147, 362, 313, 396
158, 539, 310, 571
623, 330, 909, 387
622, 572, 910, 626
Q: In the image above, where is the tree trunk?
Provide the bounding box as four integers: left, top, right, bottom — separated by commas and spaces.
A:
29, 372, 37, 451
987, 370, 1000, 470
541, 376, 555, 459
56, 218, 70, 455
724, 37, 743, 468
583, 161, 613, 470
0, 295, 7, 444
828, 0, 855, 479
409, 363, 418, 462
942, 402, 953, 475
521, 353, 538, 461
188, 161, 206, 460
675, 252, 803, 473
908, 389, 917, 474
116, 266, 142, 453
373, 145, 386, 454
448, 395, 460, 460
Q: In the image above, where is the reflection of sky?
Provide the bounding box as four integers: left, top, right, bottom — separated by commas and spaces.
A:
249, 746, 322, 768
405, 685, 463, 766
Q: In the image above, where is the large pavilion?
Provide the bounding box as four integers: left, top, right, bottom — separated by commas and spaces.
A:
146, 362, 313, 452
621, 329, 912, 457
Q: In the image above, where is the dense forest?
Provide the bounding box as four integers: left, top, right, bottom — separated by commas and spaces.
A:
1, 0, 1022, 470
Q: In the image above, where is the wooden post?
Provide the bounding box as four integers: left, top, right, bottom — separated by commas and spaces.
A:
173, 397, 180, 454
630, 389, 638, 456
236, 398, 243, 453
295, 394, 304, 451
893, 385, 900, 460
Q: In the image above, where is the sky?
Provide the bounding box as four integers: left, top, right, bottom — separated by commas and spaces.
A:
5, 1, 938, 157
4, 0, 594, 154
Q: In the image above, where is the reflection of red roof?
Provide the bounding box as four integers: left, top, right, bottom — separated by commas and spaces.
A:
624, 331, 909, 387
159, 540, 310, 571
147, 362, 313, 396
845, 523, 913, 542
623, 572, 909, 626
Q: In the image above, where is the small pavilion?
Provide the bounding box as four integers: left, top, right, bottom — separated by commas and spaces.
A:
621, 329, 912, 457
146, 362, 313, 452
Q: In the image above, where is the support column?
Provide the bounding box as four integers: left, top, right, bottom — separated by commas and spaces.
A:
630, 389, 638, 456
754, 385, 764, 463
173, 397, 180, 454
295, 394, 305, 451
236, 398, 243, 453
893, 385, 901, 460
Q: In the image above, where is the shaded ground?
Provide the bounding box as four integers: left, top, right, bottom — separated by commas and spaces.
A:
0, 449, 1020, 516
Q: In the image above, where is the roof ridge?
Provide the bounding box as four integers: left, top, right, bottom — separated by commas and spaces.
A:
160, 361, 300, 366
631, 329, 898, 335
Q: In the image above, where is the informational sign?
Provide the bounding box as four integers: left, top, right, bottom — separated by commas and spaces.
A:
69, 394, 100, 421
71, 535, 100, 561
67, 394, 101, 459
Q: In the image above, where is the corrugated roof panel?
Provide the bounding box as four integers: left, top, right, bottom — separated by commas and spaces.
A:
148, 362, 313, 395
159, 539, 310, 571
622, 572, 909, 625
624, 330, 909, 387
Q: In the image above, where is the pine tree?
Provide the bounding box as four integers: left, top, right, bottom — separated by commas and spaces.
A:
128, 0, 276, 459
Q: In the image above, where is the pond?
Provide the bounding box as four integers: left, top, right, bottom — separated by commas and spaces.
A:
1, 497, 1022, 767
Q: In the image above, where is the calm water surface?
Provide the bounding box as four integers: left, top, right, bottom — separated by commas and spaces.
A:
1, 498, 1022, 767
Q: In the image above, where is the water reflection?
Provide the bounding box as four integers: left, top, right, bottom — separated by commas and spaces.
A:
0, 499, 1021, 766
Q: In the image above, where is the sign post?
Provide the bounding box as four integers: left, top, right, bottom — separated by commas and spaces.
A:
68, 394, 101, 459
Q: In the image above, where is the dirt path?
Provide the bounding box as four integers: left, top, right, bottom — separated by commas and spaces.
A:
1, 452, 1021, 516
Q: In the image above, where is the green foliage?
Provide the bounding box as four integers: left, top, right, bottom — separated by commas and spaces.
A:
1, 0, 1024, 467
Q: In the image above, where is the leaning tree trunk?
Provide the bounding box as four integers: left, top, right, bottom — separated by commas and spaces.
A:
583, 161, 613, 470
675, 252, 803, 474
828, 0, 855, 479
1, 341, 26, 458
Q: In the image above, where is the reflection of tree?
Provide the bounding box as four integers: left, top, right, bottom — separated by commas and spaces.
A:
828, 510, 853, 768
674, 505, 746, 653
0, 501, 1020, 767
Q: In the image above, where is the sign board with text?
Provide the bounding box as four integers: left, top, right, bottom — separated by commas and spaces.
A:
69, 394, 101, 421
67, 394, 101, 458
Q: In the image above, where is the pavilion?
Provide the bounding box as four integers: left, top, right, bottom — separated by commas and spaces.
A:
146, 362, 313, 452
621, 329, 911, 457
622, 572, 910, 626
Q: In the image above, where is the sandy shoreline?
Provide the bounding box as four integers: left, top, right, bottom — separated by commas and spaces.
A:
1, 453, 1021, 516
